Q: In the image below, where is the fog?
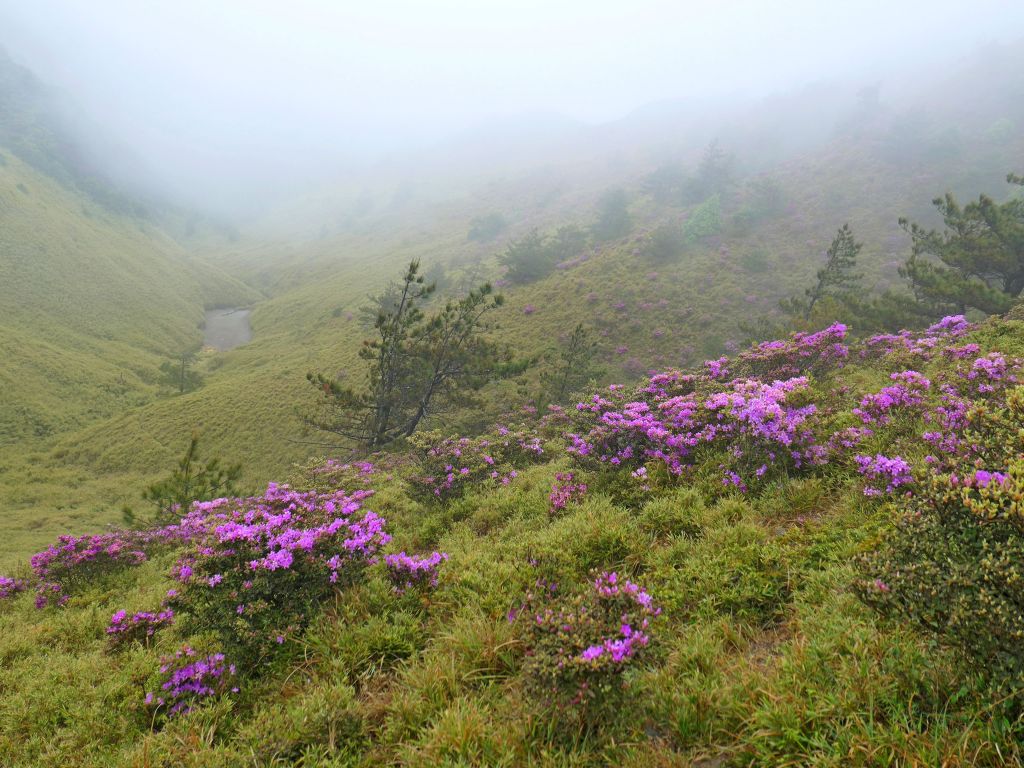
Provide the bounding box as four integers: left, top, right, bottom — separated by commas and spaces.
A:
1, 0, 1023, 217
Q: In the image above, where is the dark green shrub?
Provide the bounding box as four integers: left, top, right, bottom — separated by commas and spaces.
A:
682, 194, 721, 242
641, 223, 684, 263
857, 388, 1024, 690
513, 571, 659, 733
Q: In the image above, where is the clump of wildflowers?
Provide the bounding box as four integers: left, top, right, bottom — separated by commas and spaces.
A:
0, 576, 26, 600
852, 370, 931, 424
167, 482, 390, 664
731, 322, 849, 380
854, 454, 914, 496
407, 426, 545, 503
383, 551, 448, 593
30, 532, 149, 608
107, 608, 175, 650
514, 571, 659, 727
549, 472, 587, 514
960, 352, 1019, 395
568, 372, 821, 492
860, 315, 973, 361
147, 646, 238, 720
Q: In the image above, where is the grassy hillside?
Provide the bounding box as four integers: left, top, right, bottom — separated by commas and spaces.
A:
0, 310, 1022, 765
1, 107, 1020, 568
0, 151, 258, 444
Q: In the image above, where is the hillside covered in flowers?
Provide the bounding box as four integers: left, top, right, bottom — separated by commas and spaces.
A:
1, 309, 1023, 766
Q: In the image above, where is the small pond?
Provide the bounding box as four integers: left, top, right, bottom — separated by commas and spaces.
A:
203, 308, 252, 351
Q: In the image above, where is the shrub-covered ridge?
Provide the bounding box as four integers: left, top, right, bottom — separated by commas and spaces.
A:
2, 312, 1024, 765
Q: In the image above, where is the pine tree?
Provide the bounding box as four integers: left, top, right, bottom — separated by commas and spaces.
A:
539, 323, 604, 408
132, 432, 242, 525
307, 260, 515, 450
899, 173, 1024, 315
159, 347, 203, 394
782, 224, 863, 321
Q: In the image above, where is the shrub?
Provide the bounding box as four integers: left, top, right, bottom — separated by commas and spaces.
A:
406, 426, 544, 503
513, 571, 659, 730
0, 576, 26, 600
383, 551, 448, 593
682, 194, 721, 242
549, 472, 587, 515
853, 454, 914, 496
167, 483, 390, 665
857, 387, 1024, 691
568, 372, 823, 491
638, 489, 705, 538
30, 531, 149, 607
591, 188, 632, 242
146, 645, 239, 720
641, 224, 684, 263
106, 608, 175, 650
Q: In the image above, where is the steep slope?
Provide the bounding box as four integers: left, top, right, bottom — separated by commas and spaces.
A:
0, 151, 258, 443
0, 311, 1022, 765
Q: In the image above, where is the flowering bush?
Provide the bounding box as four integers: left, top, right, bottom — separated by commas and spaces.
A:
383, 551, 448, 593
167, 482, 390, 664
854, 454, 914, 496
30, 532, 149, 608
960, 352, 1019, 395
146, 645, 238, 720
549, 472, 588, 514
406, 426, 545, 503
730, 322, 849, 380
860, 315, 973, 361
106, 608, 175, 650
0, 576, 26, 600
568, 372, 823, 492
514, 571, 660, 728
852, 370, 931, 424
857, 386, 1024, 690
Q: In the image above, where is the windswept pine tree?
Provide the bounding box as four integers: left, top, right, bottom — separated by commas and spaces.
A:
539, 322, 604, 407
306, 260, 515, 450
782, 223, 864, 322
900, 173, 1024, 315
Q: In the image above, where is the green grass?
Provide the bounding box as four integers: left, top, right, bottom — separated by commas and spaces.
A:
2, 452, 1022, 766
2, 115, 1022, 571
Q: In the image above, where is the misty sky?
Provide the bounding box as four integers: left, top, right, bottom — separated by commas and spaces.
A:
2, 0, 1024, 212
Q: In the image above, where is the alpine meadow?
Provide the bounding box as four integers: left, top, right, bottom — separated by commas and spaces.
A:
3, 3, 1024, 765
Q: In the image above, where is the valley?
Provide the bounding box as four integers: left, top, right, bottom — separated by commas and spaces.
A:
0, 21, 1023, 765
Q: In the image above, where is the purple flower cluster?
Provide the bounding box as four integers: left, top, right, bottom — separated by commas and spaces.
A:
854, 454, 914, 496
166, 481, 392, 661
107, 608, 175, 648
408, 426, 545, 502
30, 532, 149, 608
549, 472, 587, 513
0, 576, 26, 600
146, 646, 238, 718
967, 470, 1010, 488
177, 484, 389, 579
517, 571, 659, 714
568, 372, 821, 490
732, 322, 849, 380
961, 352, 1019, 394
577, 572, 659, 664
383, 551, 448, 593
861, 315, 973, 360
852, 370, 931, 424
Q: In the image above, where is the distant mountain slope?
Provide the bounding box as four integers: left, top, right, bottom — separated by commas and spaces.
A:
0, 150, 259, 443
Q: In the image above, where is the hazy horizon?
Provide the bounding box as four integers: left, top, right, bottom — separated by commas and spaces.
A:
2, 0, 1024, 215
